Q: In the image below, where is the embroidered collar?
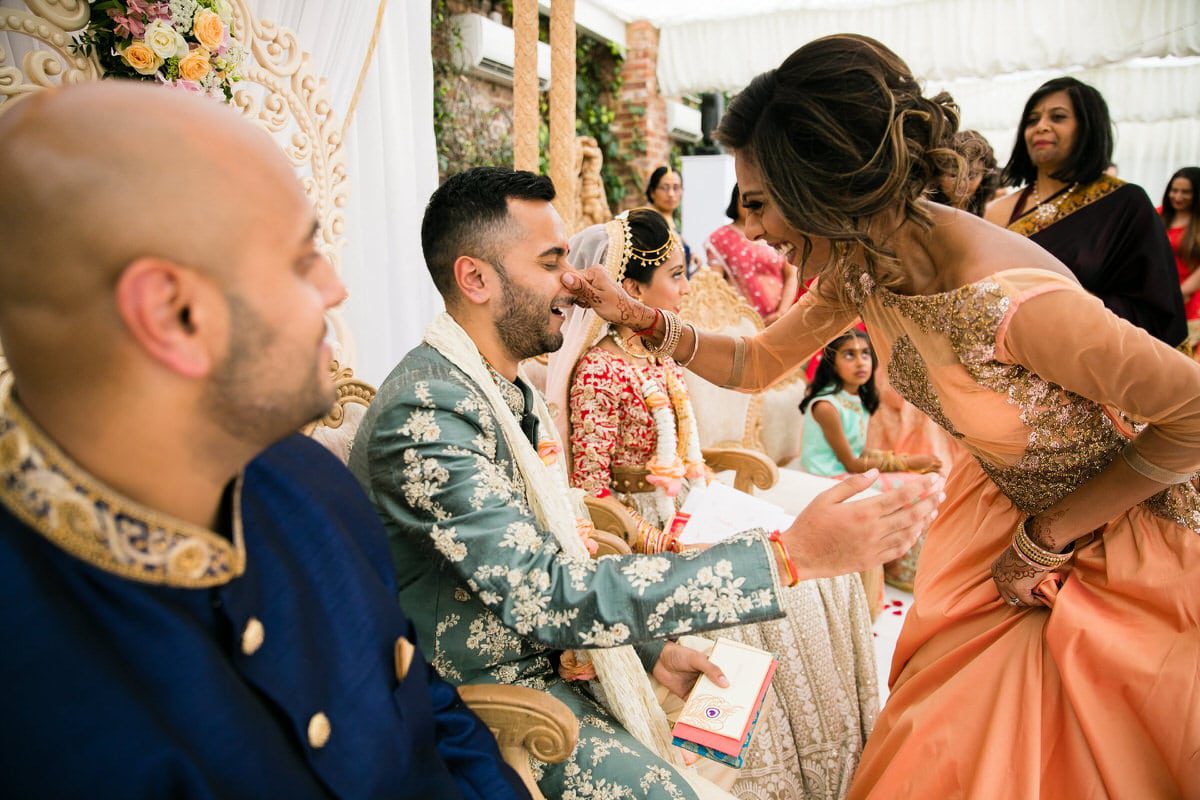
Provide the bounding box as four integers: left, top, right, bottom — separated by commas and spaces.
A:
481, 358, 526, 418
1006, 175, 1123, 238
0, 379, 246, 588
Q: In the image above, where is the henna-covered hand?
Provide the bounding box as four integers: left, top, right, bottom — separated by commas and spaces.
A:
1025, 509, 1068, 552
561, 266, 656, 330
990, 545, 1053, 607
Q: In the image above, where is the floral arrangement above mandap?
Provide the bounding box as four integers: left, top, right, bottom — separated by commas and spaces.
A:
73, 0, 246, 101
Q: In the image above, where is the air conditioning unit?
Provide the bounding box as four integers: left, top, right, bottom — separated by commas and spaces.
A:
450, 13, 551, 91
666, 100, 703, 143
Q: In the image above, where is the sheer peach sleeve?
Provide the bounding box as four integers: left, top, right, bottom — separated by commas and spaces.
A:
686, 283, 858, 392
997, 278, 1200, 480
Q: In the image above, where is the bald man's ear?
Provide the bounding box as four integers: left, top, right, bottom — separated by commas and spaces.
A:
114, 259, 215, 379
453, 256, 495, 306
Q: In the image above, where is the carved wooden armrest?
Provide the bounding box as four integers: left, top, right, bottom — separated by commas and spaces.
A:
589, 528, 633, 557
458, 684, 579, 800
703, 446, 780, 493
584, 494, 639, 550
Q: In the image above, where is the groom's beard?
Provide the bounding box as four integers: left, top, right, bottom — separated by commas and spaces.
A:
493, 265, 564, 361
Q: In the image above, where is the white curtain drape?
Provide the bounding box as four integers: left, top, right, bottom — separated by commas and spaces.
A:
229, 0, 440, 385
655, 0, 1200, 95
0, 0, 438, 386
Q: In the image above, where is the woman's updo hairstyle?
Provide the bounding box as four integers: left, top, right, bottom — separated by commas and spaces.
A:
715, 34, 961, 301
623, 207, 677, 284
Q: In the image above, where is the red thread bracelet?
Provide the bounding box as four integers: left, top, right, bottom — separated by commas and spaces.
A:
633, 308, 662, 339
768, 530, 799, 587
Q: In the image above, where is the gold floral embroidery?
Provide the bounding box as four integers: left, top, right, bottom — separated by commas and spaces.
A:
1006, 175, 1123, 238
886, 335, 962, 439
0, 383, 245, 588
872, 279, 1200, 523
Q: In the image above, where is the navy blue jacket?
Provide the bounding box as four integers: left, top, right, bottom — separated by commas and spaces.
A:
0, 434, 528, 799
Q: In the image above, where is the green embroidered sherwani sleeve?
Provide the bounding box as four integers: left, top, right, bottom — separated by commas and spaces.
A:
361, 358, 784, 651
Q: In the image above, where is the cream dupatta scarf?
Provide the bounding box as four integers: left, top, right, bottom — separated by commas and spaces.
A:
422, 312, 683, 768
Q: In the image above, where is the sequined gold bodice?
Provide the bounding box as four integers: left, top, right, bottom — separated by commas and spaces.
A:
850, 268, 1200, 528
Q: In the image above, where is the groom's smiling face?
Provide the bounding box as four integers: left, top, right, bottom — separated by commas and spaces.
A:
487, 198, 575, 360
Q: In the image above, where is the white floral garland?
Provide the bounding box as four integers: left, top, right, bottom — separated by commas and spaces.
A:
640, 370, 706, 528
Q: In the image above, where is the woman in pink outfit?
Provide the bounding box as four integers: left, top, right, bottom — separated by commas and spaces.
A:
705, 185, 799, 322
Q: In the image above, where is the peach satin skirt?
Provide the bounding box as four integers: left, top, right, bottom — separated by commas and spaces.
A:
848, 458, 1200, 799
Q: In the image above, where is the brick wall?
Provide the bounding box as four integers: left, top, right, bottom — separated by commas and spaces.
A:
433, 1, 672, 210
614, 20, 670, 211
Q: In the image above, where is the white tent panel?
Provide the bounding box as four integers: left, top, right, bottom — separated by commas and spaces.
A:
654, 0, 1200, 95
937, 57, 1200, 133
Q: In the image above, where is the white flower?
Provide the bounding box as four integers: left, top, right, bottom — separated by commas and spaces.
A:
430, 524, 467, 562
621, 556, 671, 595
213, 0, 234, 23
168, 0, 199, 31
578, 620, 631, 648
399, 409, 441, 442
499, 521, 542, 553
144, 20, 188, 59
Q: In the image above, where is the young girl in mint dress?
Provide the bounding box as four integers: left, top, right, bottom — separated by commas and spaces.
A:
800, 330, 941, 595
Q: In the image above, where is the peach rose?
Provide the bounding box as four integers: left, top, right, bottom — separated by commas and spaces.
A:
121, 42, 163, 76
192, 8, 225, 50
178, 48, 212, 82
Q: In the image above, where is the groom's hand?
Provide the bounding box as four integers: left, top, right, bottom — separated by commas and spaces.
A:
780, 471, 944, 580
652, 641, 728, 699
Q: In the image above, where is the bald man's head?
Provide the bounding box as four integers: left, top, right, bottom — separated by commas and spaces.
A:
0, 82, 345, 446
0, 81, 301, 316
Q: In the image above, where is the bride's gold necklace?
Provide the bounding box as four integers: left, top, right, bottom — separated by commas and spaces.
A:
609, 329, 658, 363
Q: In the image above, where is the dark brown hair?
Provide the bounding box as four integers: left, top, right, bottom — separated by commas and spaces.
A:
929, 129, 999, 217
1001, 77, 1113, 188
1161, 166, 1200, 270
715, 34, 961, 302
622, 207, 676, 284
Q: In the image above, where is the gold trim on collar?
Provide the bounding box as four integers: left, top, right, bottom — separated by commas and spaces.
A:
0, 379, 246, 588
1007, 175, 1123, 239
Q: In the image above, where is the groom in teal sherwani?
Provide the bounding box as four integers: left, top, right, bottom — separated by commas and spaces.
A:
351, 167, 933, 798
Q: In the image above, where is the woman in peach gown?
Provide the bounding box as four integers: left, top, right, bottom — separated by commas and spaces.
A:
562, 34, 1200, 798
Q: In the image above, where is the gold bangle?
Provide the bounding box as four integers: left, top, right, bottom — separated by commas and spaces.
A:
1012, 518, 1072, 569
677, 323, 700, 367
643, 309, 682, 357
724, 337, 746, 388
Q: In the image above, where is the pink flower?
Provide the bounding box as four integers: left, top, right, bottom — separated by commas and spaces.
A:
108, 10, 145, 38
156, 76, 203, 94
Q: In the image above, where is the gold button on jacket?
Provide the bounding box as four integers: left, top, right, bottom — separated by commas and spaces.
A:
241, 618, 264, 656
307, 712, 331, 749
394, 636, 415, 681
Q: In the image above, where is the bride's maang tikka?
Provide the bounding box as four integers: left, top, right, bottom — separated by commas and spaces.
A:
615, 216, 679, 278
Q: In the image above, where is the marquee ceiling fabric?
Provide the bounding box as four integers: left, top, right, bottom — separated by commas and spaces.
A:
588, 0, 1198, 197
645, 0, 1199, 95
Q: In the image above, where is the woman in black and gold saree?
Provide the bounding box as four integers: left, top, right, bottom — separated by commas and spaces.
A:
985, 77, 1186, 347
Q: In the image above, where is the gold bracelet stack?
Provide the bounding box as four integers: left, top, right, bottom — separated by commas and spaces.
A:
676, 323, 700, 367
1012, 519, 1072, 569
641, 308, 682, 358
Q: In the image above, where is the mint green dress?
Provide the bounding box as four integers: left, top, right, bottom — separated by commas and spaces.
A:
800, 390, 869, 477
